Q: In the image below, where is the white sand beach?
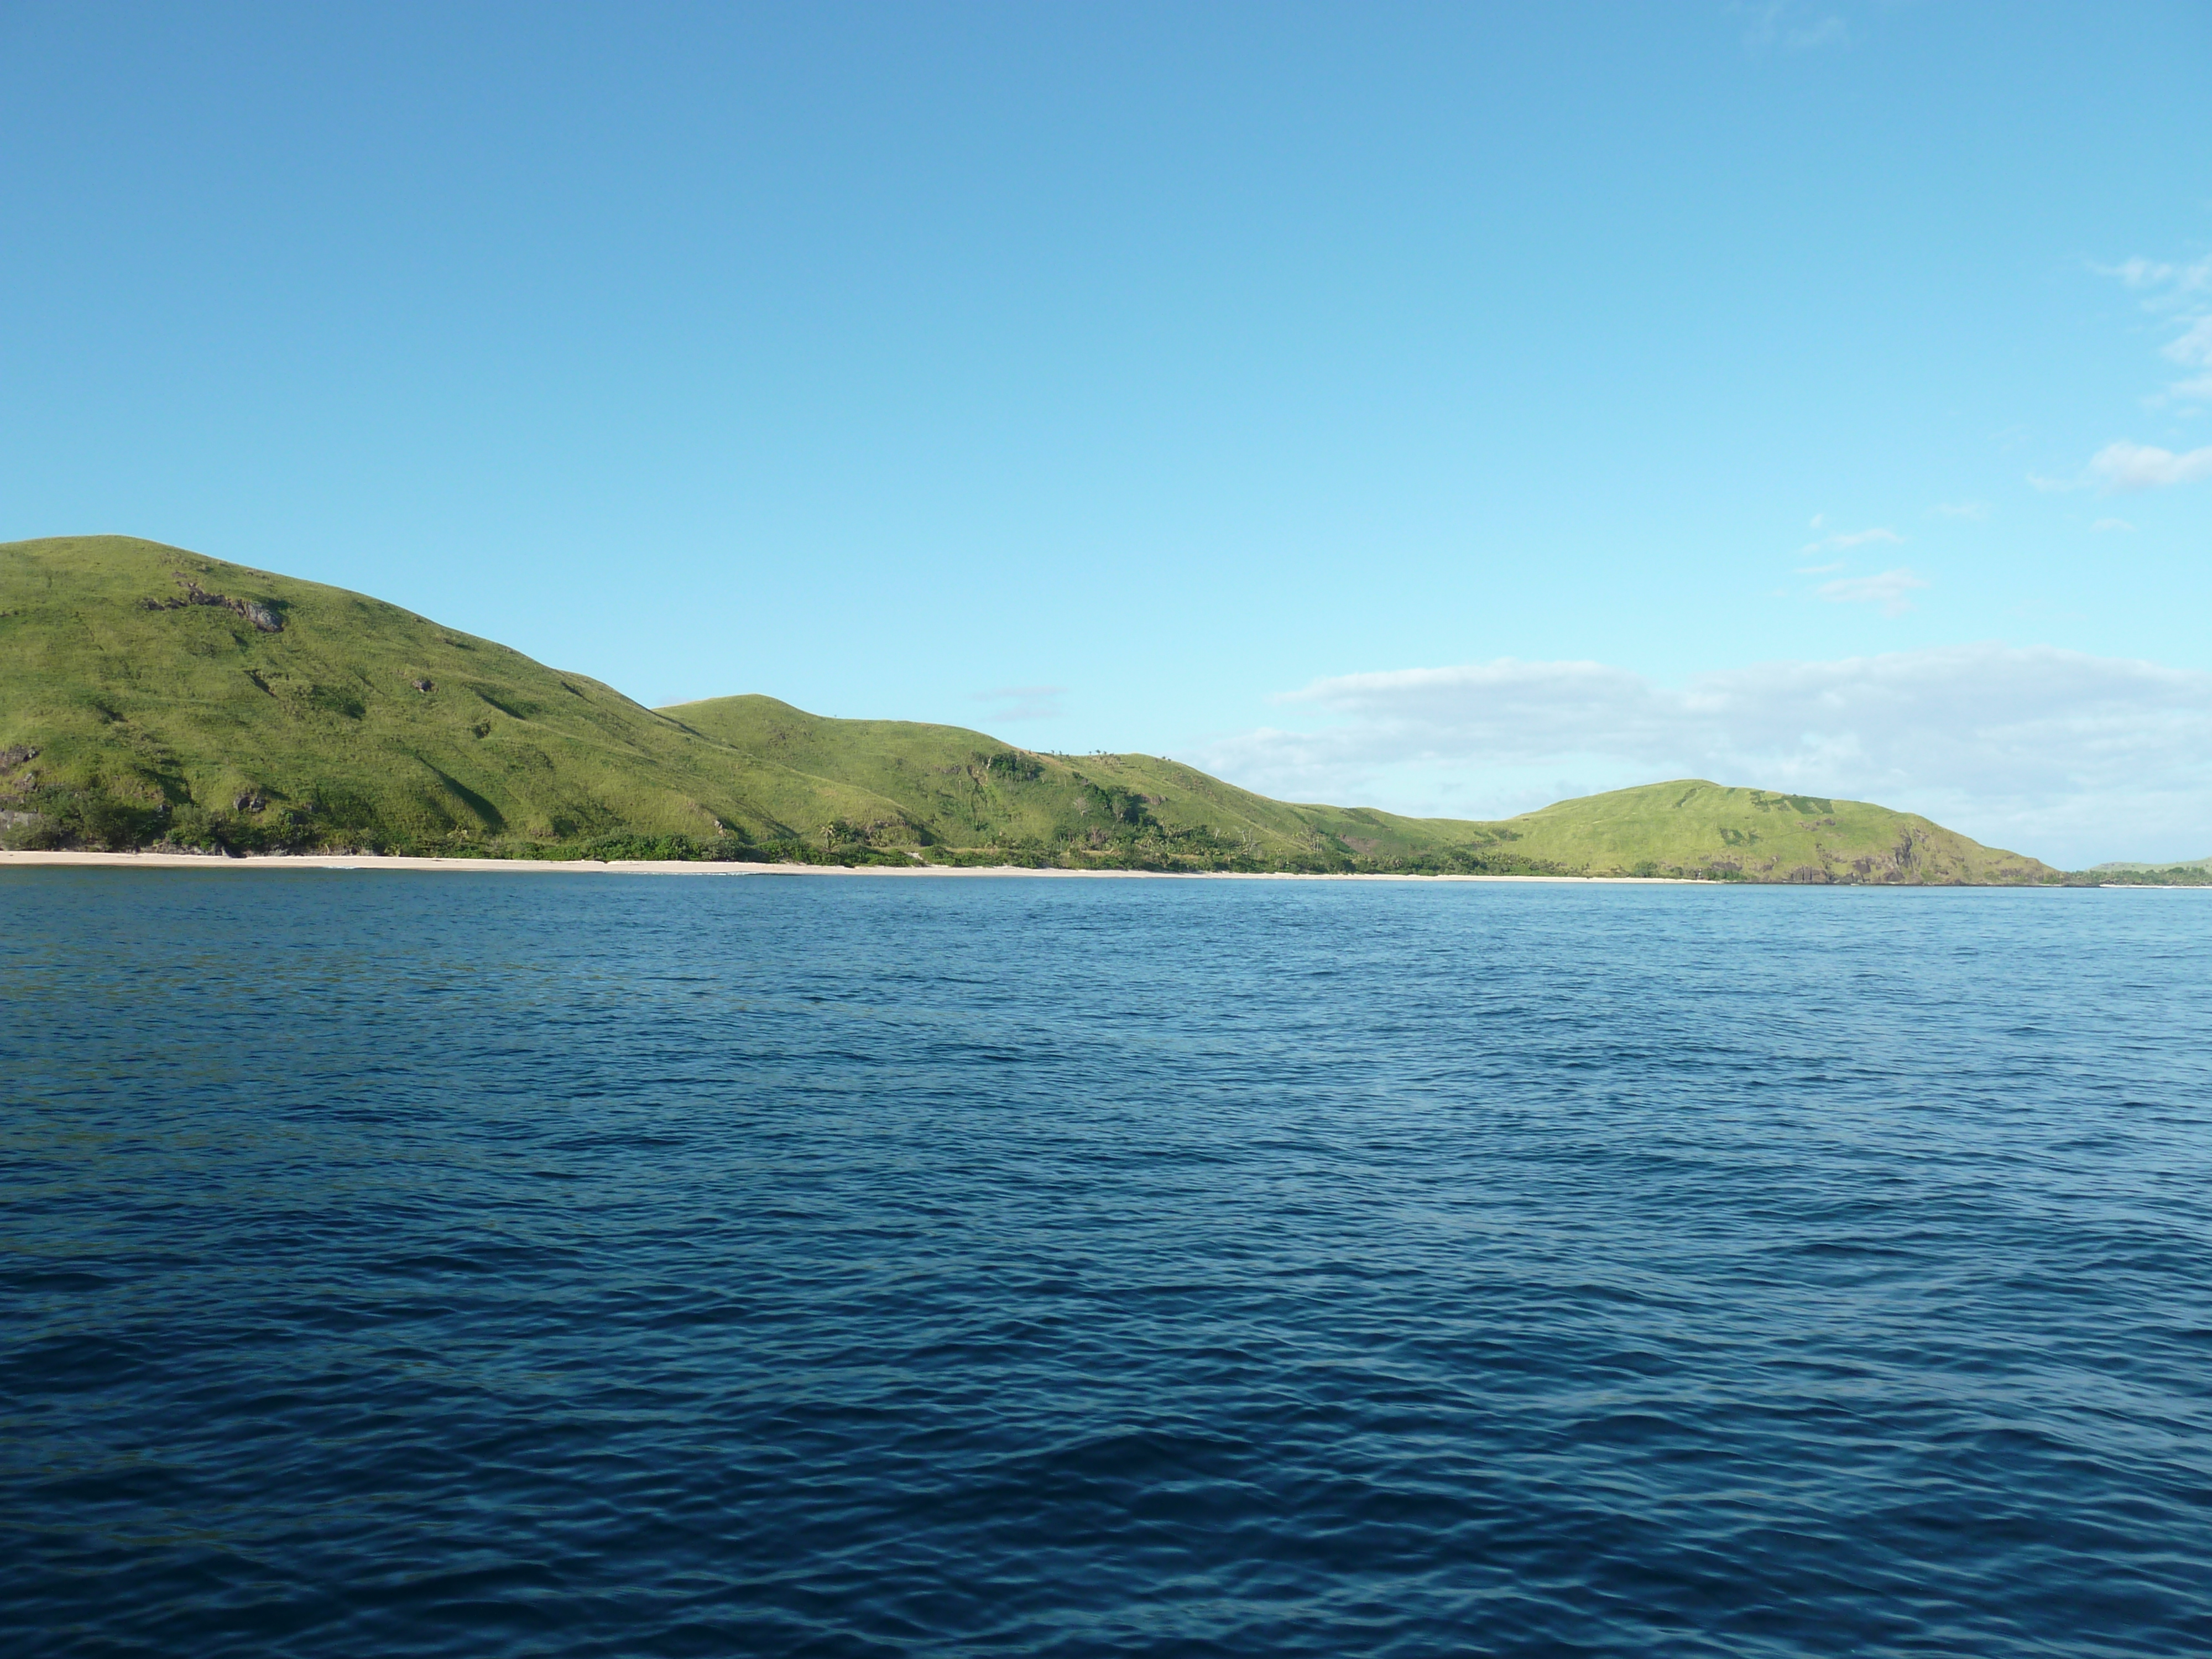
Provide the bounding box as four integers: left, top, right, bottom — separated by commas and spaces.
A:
0, 849, 1692, 883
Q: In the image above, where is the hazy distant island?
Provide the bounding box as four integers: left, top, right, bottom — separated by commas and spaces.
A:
1, 536, 2199, 886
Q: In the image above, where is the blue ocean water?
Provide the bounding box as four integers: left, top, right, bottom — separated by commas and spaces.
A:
3, 870, 2209, 1657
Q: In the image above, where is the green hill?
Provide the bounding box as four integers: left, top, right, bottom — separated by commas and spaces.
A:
0, 535, 894, 855
1477, 779, 2054, 884
1, 535, 2065, 883
662, 692, 1525, 870
662, 696, 2052, 883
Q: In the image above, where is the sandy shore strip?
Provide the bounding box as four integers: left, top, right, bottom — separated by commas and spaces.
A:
0, 849, 1702, 883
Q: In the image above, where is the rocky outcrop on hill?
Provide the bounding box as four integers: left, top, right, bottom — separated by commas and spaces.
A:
140, 574, 283, 632
0, 744, 37, 799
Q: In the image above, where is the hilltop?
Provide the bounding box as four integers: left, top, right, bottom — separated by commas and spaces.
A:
1469, 779, 2053, 885
2, 535, 2065, 883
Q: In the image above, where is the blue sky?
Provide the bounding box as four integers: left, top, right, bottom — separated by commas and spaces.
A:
4, 2, 2208, 863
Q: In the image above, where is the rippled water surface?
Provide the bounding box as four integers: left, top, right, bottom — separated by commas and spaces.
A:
4, 870, 2210, 1657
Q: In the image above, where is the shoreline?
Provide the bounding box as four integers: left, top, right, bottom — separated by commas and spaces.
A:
0, 849, 1699, 883
0, 851, 2181, 888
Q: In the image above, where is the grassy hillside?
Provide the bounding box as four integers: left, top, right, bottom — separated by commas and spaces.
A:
667, 698, 2055, 881
2, 535, 2063, 883
0, 535, 900, 855
664, 693, 1532, 872
1484, 780, 2054, 884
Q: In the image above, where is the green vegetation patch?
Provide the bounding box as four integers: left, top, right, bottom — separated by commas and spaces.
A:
0, 536, 2072, 884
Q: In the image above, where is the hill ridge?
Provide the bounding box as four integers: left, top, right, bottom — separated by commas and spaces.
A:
0, 535, 2082, 883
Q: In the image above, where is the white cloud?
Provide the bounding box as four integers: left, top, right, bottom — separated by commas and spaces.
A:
2087, 440, 2212, 490
1818, 567, 1928, 615
2037, 438, 2212, 492
2157, 316, 2212, 405
1192, 646, 2212, 868
2095, 255, 2210, 295
1736, 1, 1848, 50
972, 685, 1067, 722
2095, 257, 2178, 289
2098, 253, 2212, 405
1799, 526, 1901, 556
2164, 316, 2212, 368
2090, 518, 2135, 534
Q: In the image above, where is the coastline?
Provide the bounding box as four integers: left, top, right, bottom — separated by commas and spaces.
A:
6, 851, 2182, 886
0, 849, 1698, 884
